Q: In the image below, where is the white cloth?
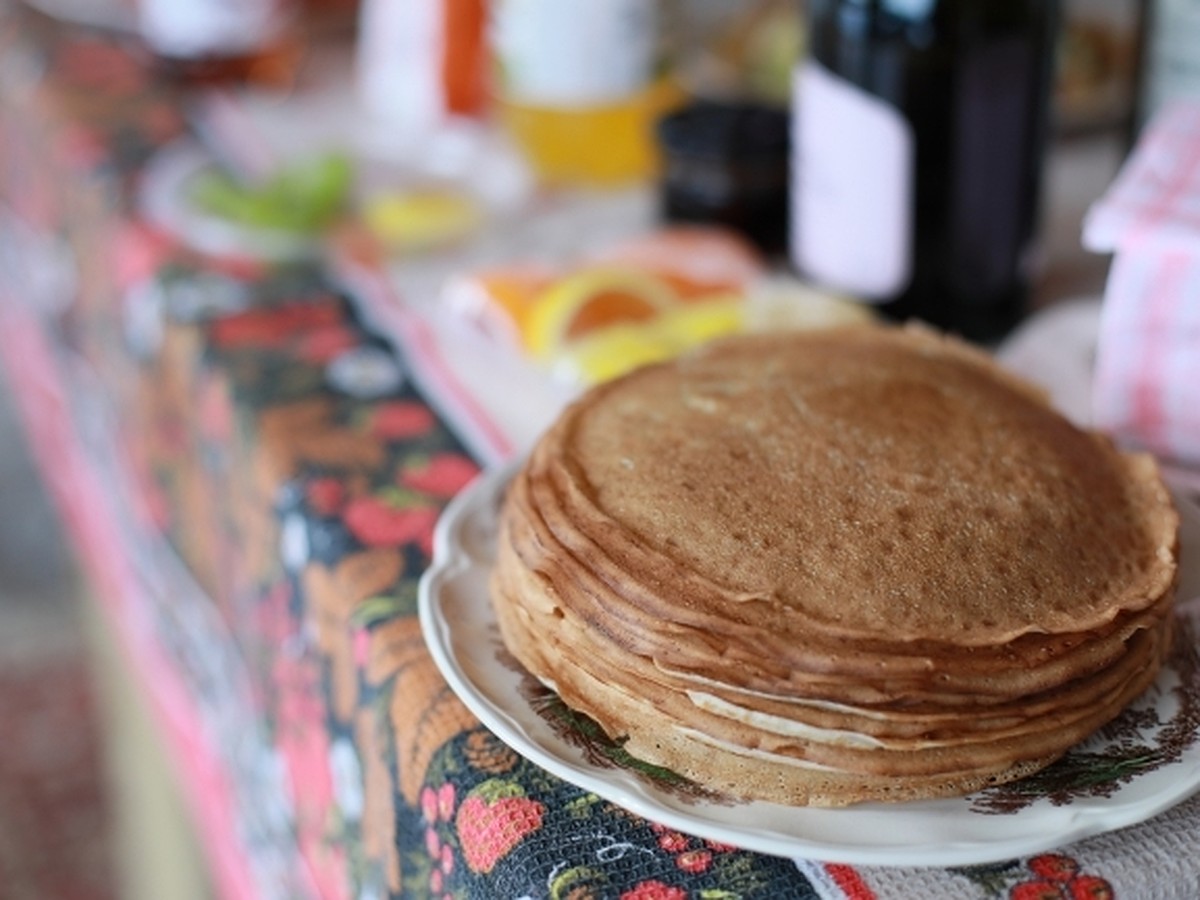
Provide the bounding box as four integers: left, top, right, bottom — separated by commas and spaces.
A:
1083, 100, 1200, 469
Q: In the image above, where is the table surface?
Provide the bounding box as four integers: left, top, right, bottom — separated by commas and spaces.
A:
4, 7, 1200, 899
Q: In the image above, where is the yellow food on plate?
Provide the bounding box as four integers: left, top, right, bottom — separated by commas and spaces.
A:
522, 267, 679, 357
446, 226, 765, 348
549, 282, 880, 386
654, 295, 745, 344
550, 297, 746, 384
363, 188, 482, 252
550, 325, 678, 385
442, 226, 878, 386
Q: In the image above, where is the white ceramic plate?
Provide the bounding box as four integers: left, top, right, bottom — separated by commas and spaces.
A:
138, 133, 535, 265
419, 464, 1200, 867
138, 140, 322, 263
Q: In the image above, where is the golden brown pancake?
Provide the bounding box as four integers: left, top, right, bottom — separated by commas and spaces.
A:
490, 324, 1180, 806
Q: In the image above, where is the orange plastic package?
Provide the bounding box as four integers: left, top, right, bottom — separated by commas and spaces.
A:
445, 227, 765, 383
446, 225, 875, 385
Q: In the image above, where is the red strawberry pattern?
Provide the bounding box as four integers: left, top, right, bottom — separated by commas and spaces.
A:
455, 782, 545, 874
306, 477, 346, 517
649, 821, 733, 875
621, 881, 688, 900
343, 496, 438, 553
1010, 854, 1113, 900
210, 302, 342, 348
370, 400, 436, 440
400, 453, 479, 497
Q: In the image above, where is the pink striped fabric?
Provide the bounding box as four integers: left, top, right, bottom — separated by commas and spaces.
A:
1083, 100, 1200, 469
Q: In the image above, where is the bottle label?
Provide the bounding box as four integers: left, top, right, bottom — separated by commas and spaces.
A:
490, 0, 656, 106
140, 0, 283, 59
791, 61, 914, 301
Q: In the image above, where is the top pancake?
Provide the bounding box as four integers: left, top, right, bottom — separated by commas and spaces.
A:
549, 325, 1179, 645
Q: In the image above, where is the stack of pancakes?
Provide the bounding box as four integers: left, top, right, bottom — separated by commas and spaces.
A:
490, 326, 1180, 806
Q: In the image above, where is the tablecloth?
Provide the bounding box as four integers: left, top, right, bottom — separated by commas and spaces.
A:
4, 7, 1200, 899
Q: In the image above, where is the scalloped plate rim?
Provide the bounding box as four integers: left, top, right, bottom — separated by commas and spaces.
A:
418, 463, 1200, 867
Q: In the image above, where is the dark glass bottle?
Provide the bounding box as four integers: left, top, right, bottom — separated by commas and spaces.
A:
790, 0, 1061, 343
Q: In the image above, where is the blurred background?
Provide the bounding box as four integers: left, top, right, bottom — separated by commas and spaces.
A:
0, 368, 116, 895
0, 0, 1185, 895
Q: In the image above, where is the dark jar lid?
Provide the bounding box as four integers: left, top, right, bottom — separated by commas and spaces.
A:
655, 100, 790, 254
656, 100, 790, 164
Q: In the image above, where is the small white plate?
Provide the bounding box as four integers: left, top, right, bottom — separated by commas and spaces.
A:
419, 464, 1200, 867
138, 140, 322, 262
138, 133, 534, 265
